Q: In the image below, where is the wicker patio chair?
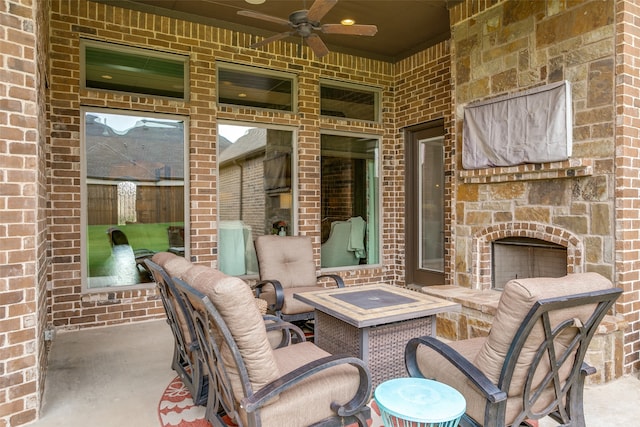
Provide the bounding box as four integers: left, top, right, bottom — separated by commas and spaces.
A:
174, 270, 372, 427
405, 273, 622, 427
254, 235, 345, 323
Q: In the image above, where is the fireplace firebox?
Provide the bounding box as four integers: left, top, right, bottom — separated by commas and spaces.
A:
492, 237, 567, 290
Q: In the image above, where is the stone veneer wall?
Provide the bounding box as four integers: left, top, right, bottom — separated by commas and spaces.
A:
1, 0, 50, 426
448, 0, 638, 374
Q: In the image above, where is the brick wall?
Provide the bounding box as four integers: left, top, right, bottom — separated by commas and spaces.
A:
0, 0, 49, 425
46, 0, 399, 337
394, 41, 454, 285
614, 0, 640, 374
4, 1, 636, 425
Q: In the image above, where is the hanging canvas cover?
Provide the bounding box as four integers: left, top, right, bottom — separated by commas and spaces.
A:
463, 80, 572, 169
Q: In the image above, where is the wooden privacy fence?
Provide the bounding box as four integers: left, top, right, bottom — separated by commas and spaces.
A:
87, 183, 184, 225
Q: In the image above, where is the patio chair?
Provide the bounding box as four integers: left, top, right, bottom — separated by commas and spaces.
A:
404, 272, 622, 427
167, 225, 185, 256
321, 217, 365, 268
147, 253, 304, 406
145, 253, 208, 405
254, 235, 345, 323
173, 270, 372, 427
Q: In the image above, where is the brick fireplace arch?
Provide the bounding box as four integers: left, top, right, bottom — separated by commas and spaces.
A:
471, 222, 583, 290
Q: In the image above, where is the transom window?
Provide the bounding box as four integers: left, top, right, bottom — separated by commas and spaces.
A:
320, 80, 380, 122
217, 63, 296, 112
81, 39, 189, 100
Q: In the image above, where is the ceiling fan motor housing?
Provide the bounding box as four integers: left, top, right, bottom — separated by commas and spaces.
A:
289, 10, 320, 37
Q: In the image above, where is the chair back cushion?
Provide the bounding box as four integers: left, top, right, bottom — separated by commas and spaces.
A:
151, 251, 177, 267
474, 272, 613, 395
255, 235, 318, 288
184, 266, 280, 401
162, 256, 193, 280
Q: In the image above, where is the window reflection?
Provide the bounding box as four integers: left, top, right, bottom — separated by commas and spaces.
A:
83, 111, 186, 288
320, 134, 379, 268
217, 124, 294, 276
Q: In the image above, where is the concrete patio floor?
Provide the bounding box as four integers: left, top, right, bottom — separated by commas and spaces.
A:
29, 319, 640, 427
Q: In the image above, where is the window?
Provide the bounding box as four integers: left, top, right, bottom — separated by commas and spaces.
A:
81, 39, 189, 100
217, 63, 296, 112
82, 109, 188, 289
320, 80, 380, 121
320, 133, 379, 268
217, 123, 294, 276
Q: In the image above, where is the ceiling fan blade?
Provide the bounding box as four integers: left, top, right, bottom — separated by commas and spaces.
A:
306, 34, 329, 58
237, 9, 291, 27
321, 24, 378, 36
306, 0, 338, 22
249, 32, 294, 49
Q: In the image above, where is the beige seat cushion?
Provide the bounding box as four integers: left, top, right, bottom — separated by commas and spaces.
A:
415, 337, 560, 425
186, 267, 281, 403
255, 235, 318, 289
238, 341, 361, 426
415, 337, 488, 424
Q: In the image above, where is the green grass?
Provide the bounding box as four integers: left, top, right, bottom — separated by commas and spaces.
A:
87, 222, 183, 276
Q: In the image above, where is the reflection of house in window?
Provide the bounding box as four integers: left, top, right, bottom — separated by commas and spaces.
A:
117, 181, 137, 225
84, 112, 186, 289
218, 127, 292, 237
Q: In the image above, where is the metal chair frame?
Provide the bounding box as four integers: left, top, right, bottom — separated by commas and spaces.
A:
174, 277, 372, 427
405, 287, 622, 427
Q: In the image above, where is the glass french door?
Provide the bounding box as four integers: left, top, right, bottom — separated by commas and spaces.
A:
406, 121, 445, 286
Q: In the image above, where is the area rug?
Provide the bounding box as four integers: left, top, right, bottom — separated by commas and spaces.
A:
158, 376, 383, 427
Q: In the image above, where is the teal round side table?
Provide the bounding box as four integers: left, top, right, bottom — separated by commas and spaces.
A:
374, 378, 466, 427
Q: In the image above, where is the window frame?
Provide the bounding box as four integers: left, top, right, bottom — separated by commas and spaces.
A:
80, 39, 190, 101
320, 79, 382, 123
80, 107, 190, 292
216, 62, 298, 113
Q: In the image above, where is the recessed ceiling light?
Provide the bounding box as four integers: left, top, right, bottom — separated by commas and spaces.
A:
238, 93, 247, 98
341, 18, 355, 26
245, 0, 265, 4
101, 75, 113, 79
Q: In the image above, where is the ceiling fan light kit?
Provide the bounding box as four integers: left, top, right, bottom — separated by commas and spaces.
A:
238, 0, 378, 58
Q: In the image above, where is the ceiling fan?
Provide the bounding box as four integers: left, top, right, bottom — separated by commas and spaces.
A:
237, 0, 378, 58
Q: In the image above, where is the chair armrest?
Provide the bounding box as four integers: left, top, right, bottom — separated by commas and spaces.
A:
255, 279, 285, 312
317, 273, 345, 288
405, 336, 507, 404
241, 354, 371, 416
263, 314, 306, 347
580, 361, 596, 376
